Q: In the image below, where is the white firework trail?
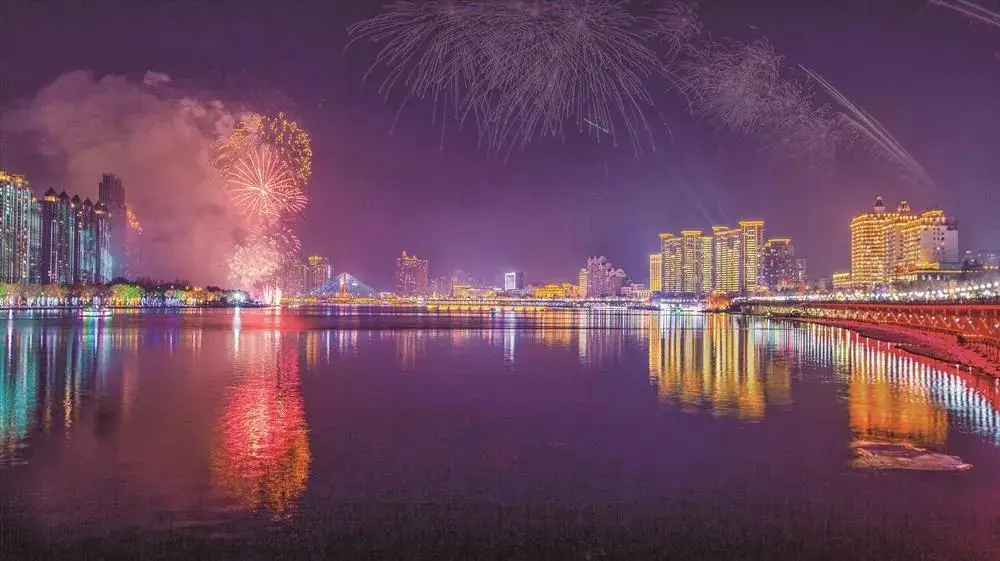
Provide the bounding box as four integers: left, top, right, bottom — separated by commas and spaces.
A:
800, 65, 935, 188
929, 0, 1000, 28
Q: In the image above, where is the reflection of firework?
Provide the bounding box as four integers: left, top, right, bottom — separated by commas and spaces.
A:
213, 342, 310, 515
224, 148, 307, 220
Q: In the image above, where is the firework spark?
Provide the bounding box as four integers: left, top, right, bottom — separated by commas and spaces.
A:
227, 239, 284, 290
216, 112, 313, 188
349, 0, 666, 154
930, 0, 1000, 28
800, 65, 935, 187
225, 148, 307, 220
247, 223, 303, 257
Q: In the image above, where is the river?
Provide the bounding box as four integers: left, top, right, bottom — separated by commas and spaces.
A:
1, 308, 999, 559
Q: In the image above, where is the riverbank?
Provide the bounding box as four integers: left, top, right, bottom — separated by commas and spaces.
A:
781, 317, 1000, 378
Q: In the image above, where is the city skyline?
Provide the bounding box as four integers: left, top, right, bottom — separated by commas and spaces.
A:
1, 2, 999, 289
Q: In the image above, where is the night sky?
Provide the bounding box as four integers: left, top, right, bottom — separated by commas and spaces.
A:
1, 0, 999, 289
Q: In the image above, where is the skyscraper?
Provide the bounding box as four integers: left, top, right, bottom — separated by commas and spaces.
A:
98, 173, 127, 279
0, 172, 39, 283
900, 210, 959, 270
759, 238, 796, 291
739, 220, 765, 293
660, 234, 681, 293
712, 225, 742, 294
504, 272, 524, 291
72, 196, 97, 284
92, 201, 113, 283
584, 256, 625, 297
578, 268, 589, 298
648, 252, 662, 292
394, 250, 429, 296
305, 256, 333, 293
39, 190, 76, 284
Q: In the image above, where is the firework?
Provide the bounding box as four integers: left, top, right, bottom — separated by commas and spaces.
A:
227, 240, 284, 291
800, 65, 935, 187
224, 148, 307, 220
930, 0, 1000, 28
216, 112, 312, 188
349, 0, 665, 154
247, 223, 303, 257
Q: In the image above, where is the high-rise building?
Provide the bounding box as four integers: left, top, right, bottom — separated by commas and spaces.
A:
585, 256, 625, 297
759, 238, 796, 291
504, 271, 524, 291
39, 190, 76, 285
305, 256, 333, 293
578, 268, 589, 298
660, 234, 681, 293
793, 257, 808, 285
739, 220, 765, 293
680, 230, 702, 293
72, 196, 97, 284
98, 173, 127, 279
713, 226, 742, 294
92, 202, 112, 283
0, 172, 39, 283
699, 234, 714, 294
648, 252, 662, 292
394, 250, 429, 296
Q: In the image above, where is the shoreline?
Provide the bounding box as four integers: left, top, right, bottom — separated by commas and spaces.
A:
777, 316, 999, 378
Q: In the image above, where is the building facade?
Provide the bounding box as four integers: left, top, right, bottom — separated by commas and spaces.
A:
0, 172, 40, 284
759, 238, 796, 291
850, 197, 958, 288
713, 226, 742, 294
648, 252, 662, 292
739, 221, 765, 294
305, 255, 333, 293
394, 250, 429, 296
585, 256, 625, 298
98, 173, 127, 279
504, 272, 524, 291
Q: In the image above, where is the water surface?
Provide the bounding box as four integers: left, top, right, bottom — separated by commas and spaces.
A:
2, 309, 999, 559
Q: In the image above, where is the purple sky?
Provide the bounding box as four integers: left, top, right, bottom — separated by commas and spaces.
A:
2, 0, 999, 289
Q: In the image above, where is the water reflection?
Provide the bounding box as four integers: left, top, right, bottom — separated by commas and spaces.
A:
213, 332, 310, 516
647, 313, 791, 420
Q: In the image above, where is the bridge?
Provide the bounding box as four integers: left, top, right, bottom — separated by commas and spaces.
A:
740, 282, 1000, 376
284, 295, 701, 313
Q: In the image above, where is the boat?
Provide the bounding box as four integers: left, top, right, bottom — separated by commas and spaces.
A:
79, 307, 112, 318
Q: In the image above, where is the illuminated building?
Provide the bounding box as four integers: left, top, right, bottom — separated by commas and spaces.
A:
899, 210, 959, 271
98, 173, 127, 279
578, 268, 589, 298
92, 202, 113, 283
965, 249, 1000, 270
648, 252, 662, 292
71, 196, 97, 284
793, 257, 808, 285
394, 250, 429, 296
305, 256, 332, 293
0, 172, 40, 283
431, 275, 455, 297
759, 238, 797, 291
533, 283, 570, 298
39, 189, 76, 284
700, 234, 714, 293
504, 271, 524, 291
584, 256, 625, 297
850, 197, 915, 288
832, 272, 852, 289
712, 226, 742, 294
739, 220, 765, 293
659, 234, 681, 293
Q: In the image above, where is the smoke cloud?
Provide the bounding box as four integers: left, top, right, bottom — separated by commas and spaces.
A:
1, 70, 250, 285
